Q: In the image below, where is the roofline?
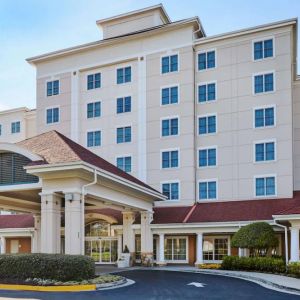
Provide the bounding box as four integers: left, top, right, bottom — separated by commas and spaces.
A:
96, 3, 171, 25
194, 18, 297, 45
0, 106, 32, 115
26, 17, 200, 64
25, 160, 166, 201
273, 214, 300, 221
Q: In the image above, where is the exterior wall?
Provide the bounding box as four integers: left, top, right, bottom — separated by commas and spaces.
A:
188, 235, 196, 265
195, 25, 294, 200
0, 108, 36, 143
5, 237, 31, 254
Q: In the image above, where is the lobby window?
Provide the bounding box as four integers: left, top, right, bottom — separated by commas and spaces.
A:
87, 73, 101, 90
162, 150, 179, 168
165, 237, 187, 261
87, 131, 101, 147
117, 67, 131, 84
199, 181, 217, 200
11, 121, 20, 134
254, 39, 273, 60
198, 50, 215, 71
198, 83, 216, 103
87, 101, 101, 118
255, 176, 276, 196
117, 126, 131, 143
161, 118, 179, 137
162, 182, 179, 200
117, 96, 131, 114
161, 54, 178, 74
161, 86, 178, 105
199, 148, 217, 167
198, 115, 216, 135
255, 141, 275, 162
255, 107, 275, 128
254, 73, 274, 94
116, 156, 131, 173
46, 108, 59, 124
47, 80, 59, 97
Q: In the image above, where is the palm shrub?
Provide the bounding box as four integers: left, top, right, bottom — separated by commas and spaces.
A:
231, 222, 279, 257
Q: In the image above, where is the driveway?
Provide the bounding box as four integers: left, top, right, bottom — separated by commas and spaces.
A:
0, 270, 299, 300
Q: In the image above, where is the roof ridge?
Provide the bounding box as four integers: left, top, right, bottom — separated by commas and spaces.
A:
183, 204, 197, 223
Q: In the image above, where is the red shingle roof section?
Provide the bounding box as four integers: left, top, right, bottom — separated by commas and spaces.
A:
17, 130, 159, 193
153, 206, 192, 224
0, 214, 34, 229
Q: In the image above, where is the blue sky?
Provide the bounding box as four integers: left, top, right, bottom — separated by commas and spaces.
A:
0, 0, 299, 110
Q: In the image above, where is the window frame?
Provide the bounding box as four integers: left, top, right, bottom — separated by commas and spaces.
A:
11, 120, 21, 134
116, 65, 132, 85
86, 72, 101, 90
252, 37, 275, 61
160, 148, 180, 170
198, 178, 218, 201
253, 139, 276, 163
87, 101, 101, 119
46, 79, 60, 97
86, 129, 102, 148
160, 116, 180, 138
164, 236, 188, 263
116, 96, 132, 114
197, 146, 218, 168
197, 113, 218, 136
160, 52, 180, 75
160, 84, 180, 106
160, 180, 180, 201
254, 174, 277, 198
116, 155, 132, 173
252, 71, 276, 95
197, 81, 217, 103
116, 125, 132, 144
197, 49, 217, 72
253, 105, 276, 129
45, 106, 60, 125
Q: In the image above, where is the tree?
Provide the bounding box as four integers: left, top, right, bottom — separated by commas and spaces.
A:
231, 222, 279, 257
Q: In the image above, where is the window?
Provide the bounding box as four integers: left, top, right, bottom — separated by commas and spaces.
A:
87, 73, 101, 90
117, 97, 131, 114
199, 181, 217, 200
87, 102, 101, 118
161, 55, 178, 74
116, 156, 131, 173
162, 150, 179, 168
46, 108, 59, 124
87, 131, 101, 147
255, 107, 275, 128
11, 121, 20, 134
161, 86, 178, 105
162, 182, 179, 200
255, 176, 276, 196
254, 39, 273, 60
254, 73, 274, 93
0, 124, 2, 136
117, 67, 131, 84
47, 80, 59, 96
198, 50, 215, 70
199, 148, 217, 167
198, 83, 216, 102
198, 115, 216, 135
203, 238, 229, 261
116, 126, 131, 143
161, 118, 178, 137
255, 141, 275, 162
165, 238, 187, 261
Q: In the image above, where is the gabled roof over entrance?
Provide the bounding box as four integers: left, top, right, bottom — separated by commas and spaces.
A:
17, 130, 158, 193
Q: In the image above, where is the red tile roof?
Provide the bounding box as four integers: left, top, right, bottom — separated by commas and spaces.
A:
0, 214, 34, 229
17, 130, 159, 193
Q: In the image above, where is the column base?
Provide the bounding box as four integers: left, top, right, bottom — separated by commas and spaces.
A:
141, 252, 154, 267
156, 261, 167, 266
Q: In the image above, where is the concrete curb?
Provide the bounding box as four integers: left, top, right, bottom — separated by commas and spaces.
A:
143, 267, 300, 295
96, 277, 127, 289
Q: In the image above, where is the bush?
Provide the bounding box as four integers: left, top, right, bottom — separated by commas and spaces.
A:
221, 256, 286, 273
231, 222, 279, 256
288, 262, 300, 278
0, 254, 95, 282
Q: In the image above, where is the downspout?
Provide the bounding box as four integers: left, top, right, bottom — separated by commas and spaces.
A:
81, 169, 98, 254
273, 220, 289, 268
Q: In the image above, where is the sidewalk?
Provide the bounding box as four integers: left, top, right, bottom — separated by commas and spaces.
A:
150, 266, 300, 295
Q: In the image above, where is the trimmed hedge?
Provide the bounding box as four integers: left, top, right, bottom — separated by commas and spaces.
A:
288, 262, 300, 278
0, 254, 95, 281
221, 256, 286, 273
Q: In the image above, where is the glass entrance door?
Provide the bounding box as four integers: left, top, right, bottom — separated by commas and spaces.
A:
85, 238, 118, 264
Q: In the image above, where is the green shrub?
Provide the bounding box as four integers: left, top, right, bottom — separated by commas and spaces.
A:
0, 254, 95, 281
288, 262, 300, 278
221, 256, 286, 273
231, 222, 279, 256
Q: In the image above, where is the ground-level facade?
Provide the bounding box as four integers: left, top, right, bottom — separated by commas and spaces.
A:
0, 130, 299, 265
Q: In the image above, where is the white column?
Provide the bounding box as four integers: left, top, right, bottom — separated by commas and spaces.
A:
290, 226, 300, 262
195, 233, 203, 265
122, 211, 135, 254
117, 233, 123, 259
0, 236, 6, 254
32, 215, 41, 253
64, 192, 84, 255
141, 211, 153, 252
40, 193, 61, 254
157, 233, 166, 265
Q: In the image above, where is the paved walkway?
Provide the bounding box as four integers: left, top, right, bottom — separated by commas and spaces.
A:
96, 265, 300, 295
